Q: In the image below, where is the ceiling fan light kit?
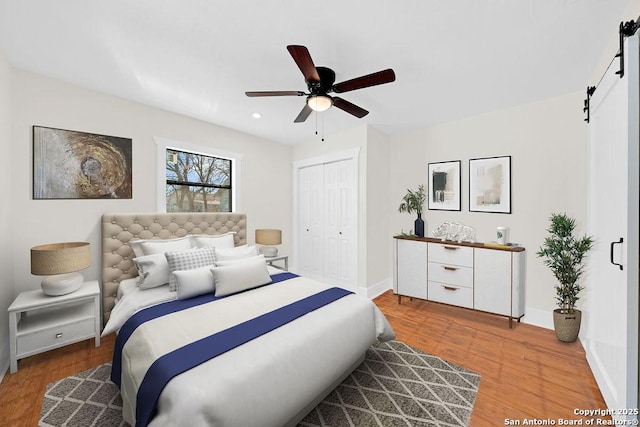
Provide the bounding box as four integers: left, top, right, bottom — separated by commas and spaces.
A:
307, 95, 333, 112
245, 45, 396, 123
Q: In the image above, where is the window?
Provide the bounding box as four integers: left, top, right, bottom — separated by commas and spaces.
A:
165, 149, 232, 212
155, 137, 242, 213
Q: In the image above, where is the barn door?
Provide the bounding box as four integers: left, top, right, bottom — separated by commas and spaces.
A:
585, 32, 639, 421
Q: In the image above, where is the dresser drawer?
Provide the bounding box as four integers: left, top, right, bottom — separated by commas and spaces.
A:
16, 318, 95, 356
428, 262, 473, 288
428, 281, 473, 309
428, 243, 473, 267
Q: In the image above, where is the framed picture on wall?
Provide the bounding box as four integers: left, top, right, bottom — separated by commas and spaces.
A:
33, 126, 132, 199
469, 155, 511, 213
427, 160, 461, 211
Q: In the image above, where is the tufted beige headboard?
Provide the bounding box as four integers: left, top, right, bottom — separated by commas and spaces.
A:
101, 212, 247, 325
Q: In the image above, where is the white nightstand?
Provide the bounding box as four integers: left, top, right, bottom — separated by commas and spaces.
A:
265, 255, 289, 271
8, 280, 101, 373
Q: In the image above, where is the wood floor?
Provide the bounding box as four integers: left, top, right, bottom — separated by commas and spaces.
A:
0, 290, 606, 426
374, 291, 608, 425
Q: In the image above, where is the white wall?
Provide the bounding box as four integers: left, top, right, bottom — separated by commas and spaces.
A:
365, 127, 392, 296
0, 50, 14, 379
390, 92, 588, 328
6, 69, 292, 326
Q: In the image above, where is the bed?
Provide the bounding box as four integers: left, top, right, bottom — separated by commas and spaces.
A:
101, 212, 395, 427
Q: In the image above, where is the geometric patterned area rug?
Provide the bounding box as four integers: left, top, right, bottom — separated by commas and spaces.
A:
39, 363, 126, 427
39, 340, 480, 427
299, 340, 481, 426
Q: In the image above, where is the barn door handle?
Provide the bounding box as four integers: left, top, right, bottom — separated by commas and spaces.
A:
610, 238, 624, 271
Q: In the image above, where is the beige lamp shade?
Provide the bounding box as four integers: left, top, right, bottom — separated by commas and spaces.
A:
255, 229, 282, 257
255, 229, 282, 245
31, 242, 91, 296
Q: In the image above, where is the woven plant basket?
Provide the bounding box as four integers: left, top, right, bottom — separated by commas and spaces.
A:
553, 309, 582, 342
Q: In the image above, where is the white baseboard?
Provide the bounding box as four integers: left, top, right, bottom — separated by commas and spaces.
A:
360, 278, 392, 300
0, 338, 9, 383
521, 306, 553, 330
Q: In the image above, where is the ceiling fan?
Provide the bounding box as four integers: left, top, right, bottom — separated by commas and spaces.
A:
245, 45, 396, 123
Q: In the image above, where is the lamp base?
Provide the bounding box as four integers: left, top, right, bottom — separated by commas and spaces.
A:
259, 246, 278, 257
41, 272, 84, 296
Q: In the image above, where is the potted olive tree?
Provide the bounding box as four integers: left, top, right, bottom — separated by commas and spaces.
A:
536, 213, 594, 342
398, 185, 426, 237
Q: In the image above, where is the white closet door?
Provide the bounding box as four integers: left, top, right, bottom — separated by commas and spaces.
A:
324, 160, 357, 292
337, 160, 357, 291
298, 164, 324, 283
586, 33, 639, 419
297, 157, 358, 293
324, 162, 340, 287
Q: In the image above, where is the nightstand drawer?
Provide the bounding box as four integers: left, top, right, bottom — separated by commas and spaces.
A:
428, 262, 473, 288
428, 281, 473, 308
17, 317, 95, 356
428, 243, 473, 267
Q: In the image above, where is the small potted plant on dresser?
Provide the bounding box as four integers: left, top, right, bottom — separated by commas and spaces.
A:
536, 213, 594, 342
398, 184, 427, 237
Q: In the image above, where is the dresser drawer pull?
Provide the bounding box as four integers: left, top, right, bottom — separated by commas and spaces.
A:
443, 246, 458, 250
55, 333, 63, 339
443, 266, 458, 271
443, 286, 458, 291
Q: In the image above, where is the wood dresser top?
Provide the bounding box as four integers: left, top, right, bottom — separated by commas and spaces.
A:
393, 235, 526, 252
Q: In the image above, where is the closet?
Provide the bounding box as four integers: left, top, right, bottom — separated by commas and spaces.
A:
586, 30, 639, 419
296, 151, 358, 293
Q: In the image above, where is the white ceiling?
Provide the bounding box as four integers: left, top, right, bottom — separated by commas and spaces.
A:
0, 0, 632, 145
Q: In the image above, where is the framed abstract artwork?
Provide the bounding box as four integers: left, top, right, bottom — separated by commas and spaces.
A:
469, 155, 511, 213
33, 126, 132, 199
428, 160, 461, 211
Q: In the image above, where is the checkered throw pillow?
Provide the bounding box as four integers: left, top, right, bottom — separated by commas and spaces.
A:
165, 247, 216, 291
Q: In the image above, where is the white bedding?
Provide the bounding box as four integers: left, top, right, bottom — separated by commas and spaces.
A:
114, 274, 395, 427
104, 280, 175, 336
103, 266, 284, 336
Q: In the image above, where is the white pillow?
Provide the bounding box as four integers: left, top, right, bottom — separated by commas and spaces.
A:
190, 232, 236, 250
133, 253, 170, 289
165, 247, 216, 291
130, 240, 146, 258
215, 254, 265, 267
174, 266, 215, 300
215, 245, 258, 261
130, 236, 192, 257
213, 258, 272, 297
140, 236, 193, 255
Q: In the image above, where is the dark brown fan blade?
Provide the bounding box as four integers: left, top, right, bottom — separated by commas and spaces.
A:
333, 97, 369, 118
287, 45, 321, 82
245, 91, 305, 97
333, 69, 396, 94
294, 104, 313, 123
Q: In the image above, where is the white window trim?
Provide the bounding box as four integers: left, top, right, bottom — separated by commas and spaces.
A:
155, 136, 243, 212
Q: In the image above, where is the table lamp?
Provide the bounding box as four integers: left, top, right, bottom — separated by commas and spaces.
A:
255, 229, 282, 257
31, 242, 91, 296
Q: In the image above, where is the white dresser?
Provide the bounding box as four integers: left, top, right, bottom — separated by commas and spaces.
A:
393, 237, 526, 327
8, 280, 101, 373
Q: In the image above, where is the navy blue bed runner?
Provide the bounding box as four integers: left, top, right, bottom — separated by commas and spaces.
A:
110, 272, 353, 427
111, 272, 297, 387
